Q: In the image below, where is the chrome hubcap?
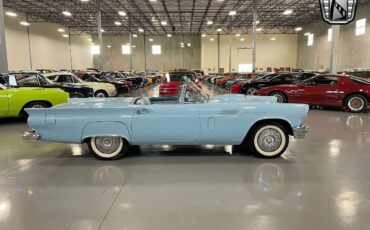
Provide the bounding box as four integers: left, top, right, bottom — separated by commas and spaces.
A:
273, 94, 284, 103
348, 97, 364, 111
247, 88, 257, 95
31, 104, 44, 108
96, 92, 106, 97
257, 128, 282, 152
95, 137, 121, 154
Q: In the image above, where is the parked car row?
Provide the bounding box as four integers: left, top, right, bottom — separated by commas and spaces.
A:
203, 71, 370, 113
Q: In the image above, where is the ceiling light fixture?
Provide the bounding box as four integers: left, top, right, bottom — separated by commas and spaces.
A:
149, 38, 153, 42
101, 29, 105, 32
256, 20, 260, 24
118, 11, 126, 16
107, 45, 112, 48
5, 12, 17, 17
167, 34, 172, 37
207, 21, 213, 25
81, 0, 89, 2
201, 34, 206, 37
87, 38, 92, 41
216, 28, 222, 32
62, 11, 72, 16
62, 34, 69, 38
210, 38, 214, 41
20, 21, 30, 26
133, 34, 138, 38
270, 37, 276, 41
229, 10, 237, 16
187, 43, 191, 47
304, 32, 311, 36
235, 33, 241, 37
58, 28, 65, 33
283, 9, 293, 15
256, 28, 262, 32
149, 0, 158, 2
295, 27, 303, 31
161, 21, 167, 26
114, 21, 122, 26
240, 38, 245, 41
138, 28, 144, 32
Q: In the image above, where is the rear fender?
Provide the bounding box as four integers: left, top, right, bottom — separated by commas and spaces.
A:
81, 121, 131, 143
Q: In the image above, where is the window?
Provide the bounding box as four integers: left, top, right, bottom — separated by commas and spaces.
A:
355, 18, 366, 36
328, 28, 332, 42
15, 74, 39, 86
307, 34, 314, 46
152, 45, 161, 55
121, 44, 131, 55
304, 76, 338, 86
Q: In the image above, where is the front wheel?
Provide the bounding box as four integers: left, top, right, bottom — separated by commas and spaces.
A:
245, 87, 258, 95
88, 136, 128, 160
94, 90, 108, 98
345, 94, 368, 113
247, 123, 289, 158
270, 92, 287, 103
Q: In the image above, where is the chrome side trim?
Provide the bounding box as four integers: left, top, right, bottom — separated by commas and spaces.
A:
293, 124, 310, 139
22, 130, 40, 141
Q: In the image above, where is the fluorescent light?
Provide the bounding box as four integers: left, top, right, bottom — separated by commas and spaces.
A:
81, 0, 89, 2
229, 10, 237, 16
122, 44, 131, 54
295, 27, 303, 31
270, 37, 276, 41
101, 29, 105, 32
132, 34, 138, 38
5, 12, 17, 17
201, 34, 207, 37
161, 21, 167, 26
210, 38, 214, 41
149, 0, 157, 2
58, 28, 65, 33
87, 38, 92, 41
216, 28, 222, 32
132, 45, 136, 48
235, 33, 240, 37
107, 45, 112, 48
240, 38, 245, 41
207, 21, 213, 25
62, 34, 69, 38
256, 28, 262, 32
149, 38, 153, 42
114, 21, 122, 26
138, 28, 144, 32
167, 34, 172, 37
283, 9, 293, 15
20, 21, 30, 26
304, 32, 311, 36
187, 43, 191, 47
118, 11, 126, 16
256, 20, 260, 24
91, 45, 100, 55
62, 11, 72, 16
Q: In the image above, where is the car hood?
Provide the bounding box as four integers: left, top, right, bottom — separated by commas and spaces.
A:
210, 94, 277, 103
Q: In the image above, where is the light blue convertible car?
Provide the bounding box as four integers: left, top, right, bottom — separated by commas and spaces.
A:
23, 78, 310, 160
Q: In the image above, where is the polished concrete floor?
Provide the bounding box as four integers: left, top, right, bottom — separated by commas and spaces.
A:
0, 83, 370, 230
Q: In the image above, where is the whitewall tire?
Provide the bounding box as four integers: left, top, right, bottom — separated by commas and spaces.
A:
345, 94, 368, 113
249, 123, 289, 158
88, 136, 128, 160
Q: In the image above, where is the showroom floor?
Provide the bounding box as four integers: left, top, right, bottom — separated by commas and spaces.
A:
0, 84, 370, 230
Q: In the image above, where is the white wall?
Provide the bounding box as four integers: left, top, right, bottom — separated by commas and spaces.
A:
201, 34, 298, 74
297, 5, 370, 71
3, 8, 93, 71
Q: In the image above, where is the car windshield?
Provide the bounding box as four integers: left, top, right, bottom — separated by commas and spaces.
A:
168, 73, 196, 82
178, 77, 209, 104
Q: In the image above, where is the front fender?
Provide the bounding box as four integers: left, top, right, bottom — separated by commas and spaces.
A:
81, 121, 131, 143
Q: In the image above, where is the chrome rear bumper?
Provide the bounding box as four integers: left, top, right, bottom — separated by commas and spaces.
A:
293, 124, 310, 139
22, 130, 40, 141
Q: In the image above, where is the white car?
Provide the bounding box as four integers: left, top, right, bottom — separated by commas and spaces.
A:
44, 72, 117, 97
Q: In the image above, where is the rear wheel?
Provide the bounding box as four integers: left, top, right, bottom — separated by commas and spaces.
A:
245, 87, 258, 95
270, 92, 287, 103
345, 94, 368, 113
88, 136, 128, 160
94, 90, 108, 97
26, 101, 49, 109
246, 122, 289, 158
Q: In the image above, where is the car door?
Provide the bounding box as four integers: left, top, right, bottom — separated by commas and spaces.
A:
290, 76, 340, 105
131, 103, 200, 145
0, 87, 9, 117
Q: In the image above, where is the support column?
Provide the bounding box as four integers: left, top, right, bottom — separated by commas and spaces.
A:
252, 1, 258, 73
329, 25, 340, 74
217, 33, 220, 72
68, 28, 73, 70
228, 29, 232, 72
0, 0, 8, 73
97, 0, 103, 70
143, 32, 147, 72
128, 13, 133, 72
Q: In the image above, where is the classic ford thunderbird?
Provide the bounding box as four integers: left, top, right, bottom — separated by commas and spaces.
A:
22, 78, 310, 160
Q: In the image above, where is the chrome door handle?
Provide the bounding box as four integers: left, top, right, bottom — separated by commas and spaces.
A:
137, 108, 149, 114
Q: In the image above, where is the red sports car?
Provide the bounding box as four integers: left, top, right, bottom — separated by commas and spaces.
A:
254, 74, 370, 113
159, 71, 202, 96
230, 81, 247, 94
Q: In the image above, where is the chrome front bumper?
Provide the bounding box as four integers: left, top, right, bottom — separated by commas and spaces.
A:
293, 124, 310, 139
22, 130, 40, 141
